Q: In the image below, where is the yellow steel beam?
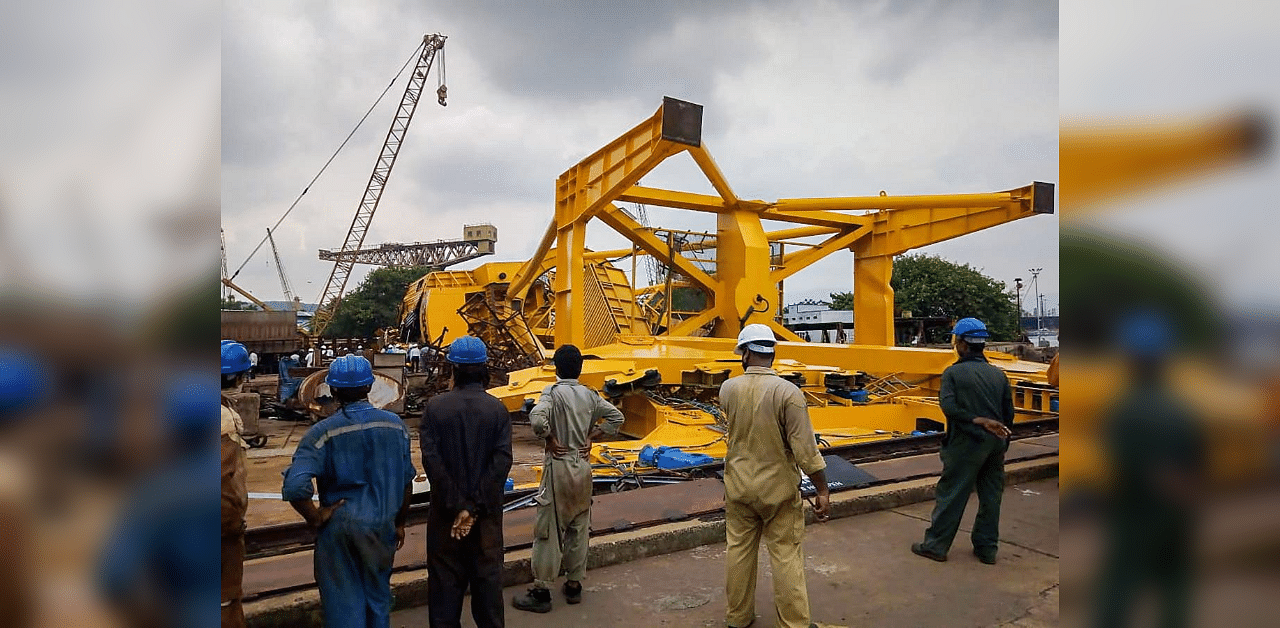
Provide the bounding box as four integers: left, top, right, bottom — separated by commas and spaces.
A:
509, 218, 557, 301
597, 205, 719, 294
767, 320, 803, 342
1060, 113, 1267, 212
668, 308, 719, 336
222, 278, 274, 312
765, 225, 842, 241
853, 183, 1052, 257
687, 143, 740, 205
758, 207, 871, 229
771, 187, 1035, 212
769, 229, 862, 284
551, 101, 701, 347
713, 207, 775, 337
618, 186, 732, 213
853, 254, 894, 345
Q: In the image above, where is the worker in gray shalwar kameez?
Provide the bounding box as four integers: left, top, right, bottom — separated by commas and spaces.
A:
512, 345, 624, 613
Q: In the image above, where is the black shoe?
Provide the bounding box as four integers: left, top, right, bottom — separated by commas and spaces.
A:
911, 542, 947, 562
563, 580, 583, 604
512, 587, 552, 613
973, 548, 997, 565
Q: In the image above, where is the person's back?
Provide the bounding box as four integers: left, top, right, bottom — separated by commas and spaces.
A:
720, 369, 823, 506
513, 344, 623, 614
939, 357, 1014, 442
282, 355, 415, 628
717, 324, 829, 628
913, 318, 1014, 566
419, 336, 512, 628
421, 384, 511, 522
292, 402, 413, 524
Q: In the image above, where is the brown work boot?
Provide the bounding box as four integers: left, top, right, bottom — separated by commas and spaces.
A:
563, 580, 583, 604
512, 586, 552, 613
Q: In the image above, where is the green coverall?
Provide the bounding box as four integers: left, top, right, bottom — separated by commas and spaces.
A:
920, 354, 1015, 559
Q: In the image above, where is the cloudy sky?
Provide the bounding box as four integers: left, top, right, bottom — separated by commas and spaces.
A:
222, 0, 1058, 313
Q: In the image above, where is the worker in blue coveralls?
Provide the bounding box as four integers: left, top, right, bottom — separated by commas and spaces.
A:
912, 317, 1015, 565
282, 355, 416, 627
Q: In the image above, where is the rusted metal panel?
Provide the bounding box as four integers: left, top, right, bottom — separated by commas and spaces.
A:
221, 310, 303, 354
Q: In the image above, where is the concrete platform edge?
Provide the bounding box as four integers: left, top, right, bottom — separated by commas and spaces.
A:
244, 457, 1058, 628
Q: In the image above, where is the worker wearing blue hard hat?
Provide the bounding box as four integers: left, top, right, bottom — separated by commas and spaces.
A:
282, 354, 416, 628
1093, 309, 1205, 628
220, 341, 252, 628
101, 373, 220, 628
420, 336, 512, 627
912, 317, 1015, 565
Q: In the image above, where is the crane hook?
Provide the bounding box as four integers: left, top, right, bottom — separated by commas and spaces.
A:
437, 84, 448, 106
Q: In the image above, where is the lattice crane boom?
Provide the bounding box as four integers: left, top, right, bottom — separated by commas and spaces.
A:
267, 228, 300, 311
309, 33, 447, 335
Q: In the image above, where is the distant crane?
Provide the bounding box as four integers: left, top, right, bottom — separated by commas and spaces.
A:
222, 227, 277, 311
309, 33, 448, 336
221, 228, 231, 301
268, 228, 301, 311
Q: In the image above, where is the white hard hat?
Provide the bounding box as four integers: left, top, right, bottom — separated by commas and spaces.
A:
290, 354, 299, 361
735, 323, 777, 355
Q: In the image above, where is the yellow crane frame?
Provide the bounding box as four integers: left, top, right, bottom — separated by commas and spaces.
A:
507, 97, 1053, 348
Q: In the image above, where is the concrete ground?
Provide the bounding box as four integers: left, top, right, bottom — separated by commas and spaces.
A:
390, 478, 1060, 628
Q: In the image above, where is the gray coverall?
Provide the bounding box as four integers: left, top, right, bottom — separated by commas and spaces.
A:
528, 379, 624, 590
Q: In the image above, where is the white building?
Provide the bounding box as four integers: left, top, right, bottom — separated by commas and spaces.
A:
781, 300, 854, 342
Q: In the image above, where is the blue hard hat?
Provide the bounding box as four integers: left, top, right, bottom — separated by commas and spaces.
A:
0, 351, 48, 415
165, 374, 215, 436
221, 341, 252, 375
326, 354, 375, 388
446, 336, 488, 364
951, 317, 991, 341
1117, 310, 1174, 358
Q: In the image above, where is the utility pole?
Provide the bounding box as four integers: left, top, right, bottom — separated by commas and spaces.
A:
1028, 268, 1043, 332
1014, 277, 1023, 336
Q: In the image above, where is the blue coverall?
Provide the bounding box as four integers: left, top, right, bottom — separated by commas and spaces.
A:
282, 401, 416, 628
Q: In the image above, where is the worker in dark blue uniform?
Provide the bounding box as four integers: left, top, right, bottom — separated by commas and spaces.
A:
420, 336, 512, 628
99, 373, 220, 628
912, 317, 1015, 564
282, 355, 416, 628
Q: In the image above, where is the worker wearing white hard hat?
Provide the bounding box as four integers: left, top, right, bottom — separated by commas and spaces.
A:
720, 323, 830, 628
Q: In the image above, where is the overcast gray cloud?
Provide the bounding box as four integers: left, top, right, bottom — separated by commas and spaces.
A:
222, 0, 1058, 312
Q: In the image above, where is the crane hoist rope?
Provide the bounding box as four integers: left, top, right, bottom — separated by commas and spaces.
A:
228, 38, 429, 283
309, 33, 448, 336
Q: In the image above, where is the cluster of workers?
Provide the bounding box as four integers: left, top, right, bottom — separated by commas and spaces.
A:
220, 316, 1017, 628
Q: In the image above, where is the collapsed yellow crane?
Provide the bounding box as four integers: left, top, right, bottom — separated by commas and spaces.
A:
404, 97, 1057, 477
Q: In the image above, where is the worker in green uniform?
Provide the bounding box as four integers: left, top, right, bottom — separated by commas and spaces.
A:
912, 317, 1014, 564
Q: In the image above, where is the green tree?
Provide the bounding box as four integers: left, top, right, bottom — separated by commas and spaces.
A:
221, 294, 259, 310
829, 291, 854, 310
322, 266, 432, 338
829, 254, 1019, 342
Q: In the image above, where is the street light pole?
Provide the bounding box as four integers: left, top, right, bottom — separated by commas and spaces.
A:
1028, 268, 1043, 334
1015, 277, 1023, 338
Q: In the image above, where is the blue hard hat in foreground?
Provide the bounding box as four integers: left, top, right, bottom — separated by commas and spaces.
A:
221, 341, 252, 375
951, 317, 991, 341
0, 351, 48, 415
1117, 310, 1174, 359
166, 374, 216, 436
447, 336, 488, 364
326, 354, 375, 388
